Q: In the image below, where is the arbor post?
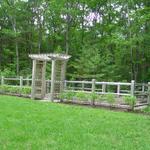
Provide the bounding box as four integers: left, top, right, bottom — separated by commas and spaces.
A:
60, 61, 66, 93
91, 79, 96, 105
50, 59, 56, 101
31, 60, 37, 99
41, 61, 47, 99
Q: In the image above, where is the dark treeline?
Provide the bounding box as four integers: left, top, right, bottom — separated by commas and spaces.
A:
0, 0, 150, 82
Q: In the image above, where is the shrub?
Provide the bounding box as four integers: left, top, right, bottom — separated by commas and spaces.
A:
21, 87, 31, 95
75, 91, 87, 101
142, 106, 150, 113
123, 96, 136, 110
89, 92, 99, 105
58, 91, 117, 106
104, 94, 116, 104
0, 85, 31, 95
58, 92, 69, 101
59, 92, 65, 100
63, 91, 75, 101
97, 94, 105, 101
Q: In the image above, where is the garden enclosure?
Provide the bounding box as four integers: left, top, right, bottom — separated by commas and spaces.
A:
0, 76, 149, 109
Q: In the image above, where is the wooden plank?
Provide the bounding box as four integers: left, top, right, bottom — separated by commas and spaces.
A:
102, 84, 106, 94
50, 59, 56, 101
41, 61, 47, 99
20, 76, 23, 88
92, 79, 96, 93
117, 84, 120, 96
142, 84, 145, 92
60, 61, 67, 93
131, 80, 135, 96
64, 90, 131, 96
82, 81, 85, 91
96, 82, 131, 86
66, 80, 92, 84
4, 78, 20, 80
1, 76, 4, 85
31, 60, 37, 99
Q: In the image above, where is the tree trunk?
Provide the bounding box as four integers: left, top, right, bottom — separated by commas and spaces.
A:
127, 4, 134, 80
15, 40, 19, 76
6, 0, 19, 76
37, 13, 42, 54
65, 1, 70, 55
13, 20, 19, 76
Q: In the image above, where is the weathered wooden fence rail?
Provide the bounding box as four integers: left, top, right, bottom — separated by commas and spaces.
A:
0, 76, 32, 87
0, 76, 149, 100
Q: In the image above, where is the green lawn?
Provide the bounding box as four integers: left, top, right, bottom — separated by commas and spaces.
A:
0, 95, 150, 150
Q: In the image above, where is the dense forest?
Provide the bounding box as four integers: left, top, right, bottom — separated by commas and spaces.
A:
0, 0, 150, 82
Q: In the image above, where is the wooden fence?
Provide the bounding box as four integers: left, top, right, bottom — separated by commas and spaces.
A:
0, 76, 32, 87
63, 80, 133, 96
1, 76, 149, 99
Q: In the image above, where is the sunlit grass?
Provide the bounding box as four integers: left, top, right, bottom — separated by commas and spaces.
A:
0, 95, 150, 150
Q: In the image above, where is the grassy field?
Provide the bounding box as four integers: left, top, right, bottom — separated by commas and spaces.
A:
0, 95, 150, 150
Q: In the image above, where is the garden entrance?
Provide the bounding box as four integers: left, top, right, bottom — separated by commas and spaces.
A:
29, 54, 71, 101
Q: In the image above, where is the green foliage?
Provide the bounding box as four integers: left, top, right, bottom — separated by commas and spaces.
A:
90, 92, 99, 101
95, 94, 116, 104
75, 91, 87, 101
59, 91, 117, 105
123, 96, 137, 110
59, 92, 67, 100
142, 106, 150, 113
0, 85, 31, 95
0, 0, 150, 82
89, 92, 99, 105
21, 87, 31, 95
61, 91, 75, 101
75, 46, 101, 79
0, 68, 16, 77
104, 94, 116, 104
97, 94, 104, 101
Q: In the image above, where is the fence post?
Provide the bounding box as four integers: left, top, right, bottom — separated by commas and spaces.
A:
142, 84, 145, 92
131, 80, 135, 96
64, 80, 67, 90
27, 76, 30, 86
20, 76, 23, 88
102, 83, 106, 94
82, 81, 84, 91
92, 79, 96, 93
117, 84, 120, 96
148, 82, 150, 105
1, 76, 4, 85
91, 79, 96, 105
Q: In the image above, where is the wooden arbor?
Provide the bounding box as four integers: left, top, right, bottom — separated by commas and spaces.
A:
29, 54, 71, 101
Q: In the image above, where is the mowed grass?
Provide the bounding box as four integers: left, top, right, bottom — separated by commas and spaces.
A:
0, 96, 150, 150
